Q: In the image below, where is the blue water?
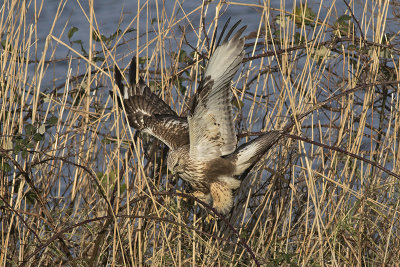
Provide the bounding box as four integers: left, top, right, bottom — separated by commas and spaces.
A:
13, 0, 399, 206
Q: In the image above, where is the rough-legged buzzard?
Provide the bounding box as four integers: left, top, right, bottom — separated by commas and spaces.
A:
113, 20, 282, 214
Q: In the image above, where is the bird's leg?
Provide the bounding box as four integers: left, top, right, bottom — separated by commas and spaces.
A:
175, 188, 212, 214
191, 190, 212, 205
191, 190, 215, 220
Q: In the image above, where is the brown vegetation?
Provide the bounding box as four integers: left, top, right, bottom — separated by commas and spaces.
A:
1, 0, 400, 266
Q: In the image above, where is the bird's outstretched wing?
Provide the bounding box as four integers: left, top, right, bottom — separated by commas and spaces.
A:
188, 20, 246, 160
113, 58, 189, 149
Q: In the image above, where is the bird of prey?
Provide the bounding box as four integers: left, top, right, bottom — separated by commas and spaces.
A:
113, 20, 282, 214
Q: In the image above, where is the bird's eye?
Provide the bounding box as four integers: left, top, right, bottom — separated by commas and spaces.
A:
174, 159, 180, 169
173, 158, 183, 174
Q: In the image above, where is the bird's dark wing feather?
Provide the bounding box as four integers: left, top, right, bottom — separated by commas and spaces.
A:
113, 58, 189, 149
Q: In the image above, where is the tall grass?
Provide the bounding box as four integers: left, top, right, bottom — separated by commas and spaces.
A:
1, 0, 400, 266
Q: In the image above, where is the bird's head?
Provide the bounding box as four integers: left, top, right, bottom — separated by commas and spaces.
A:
167, 147, 187, 176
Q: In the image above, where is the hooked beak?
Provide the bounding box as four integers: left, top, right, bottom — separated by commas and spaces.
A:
172, 165, 184, 176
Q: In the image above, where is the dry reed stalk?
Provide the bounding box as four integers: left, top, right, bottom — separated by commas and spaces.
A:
1, 0, 399, 266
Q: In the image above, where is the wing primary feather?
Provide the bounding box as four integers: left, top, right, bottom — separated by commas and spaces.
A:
209, 24, 218, 54
222, 19, 242, 44
114, 65, 124, 92
192, 21, 246, 109
112, 65, 125, 108
216, 17, 231, 47
231, 25, 247, 43
128, 57, 137, 86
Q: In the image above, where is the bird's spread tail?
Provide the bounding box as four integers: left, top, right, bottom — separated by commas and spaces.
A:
230, 131, 283, 176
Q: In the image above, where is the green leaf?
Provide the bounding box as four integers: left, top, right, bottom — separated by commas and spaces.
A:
1, 39, 13, 51
109, 171, 116, 183
0, 161, 11, 173
21, 137, 29, 146
14, 136, 28, 154
26, 142, 34, 149
178, 85, 186, 94
336, 15, 352, 29
33, 133, 43, 142
68, 27, 79, 39
232, 98, 244, 109
175, 77, 186, 94
138, 56, 147, 64
25, 124, 35, 136
92, 31, 100, 42
25, 191, 37, 205
46, 116, 58, 126
14, 143, 21, 154
337, 15, 352, 23
21, 149, 28, 159
294, 32, 302, 44
92, 31, 107, 42
1, 39, 6, 49
178, 50, 187, 62
148, 81, 160, 92
293, 5, 316, 26
334, 15, 353, 36
119, 183, 127, 194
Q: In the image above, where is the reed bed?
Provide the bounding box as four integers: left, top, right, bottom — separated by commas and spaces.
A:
1, 0, 400, 266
